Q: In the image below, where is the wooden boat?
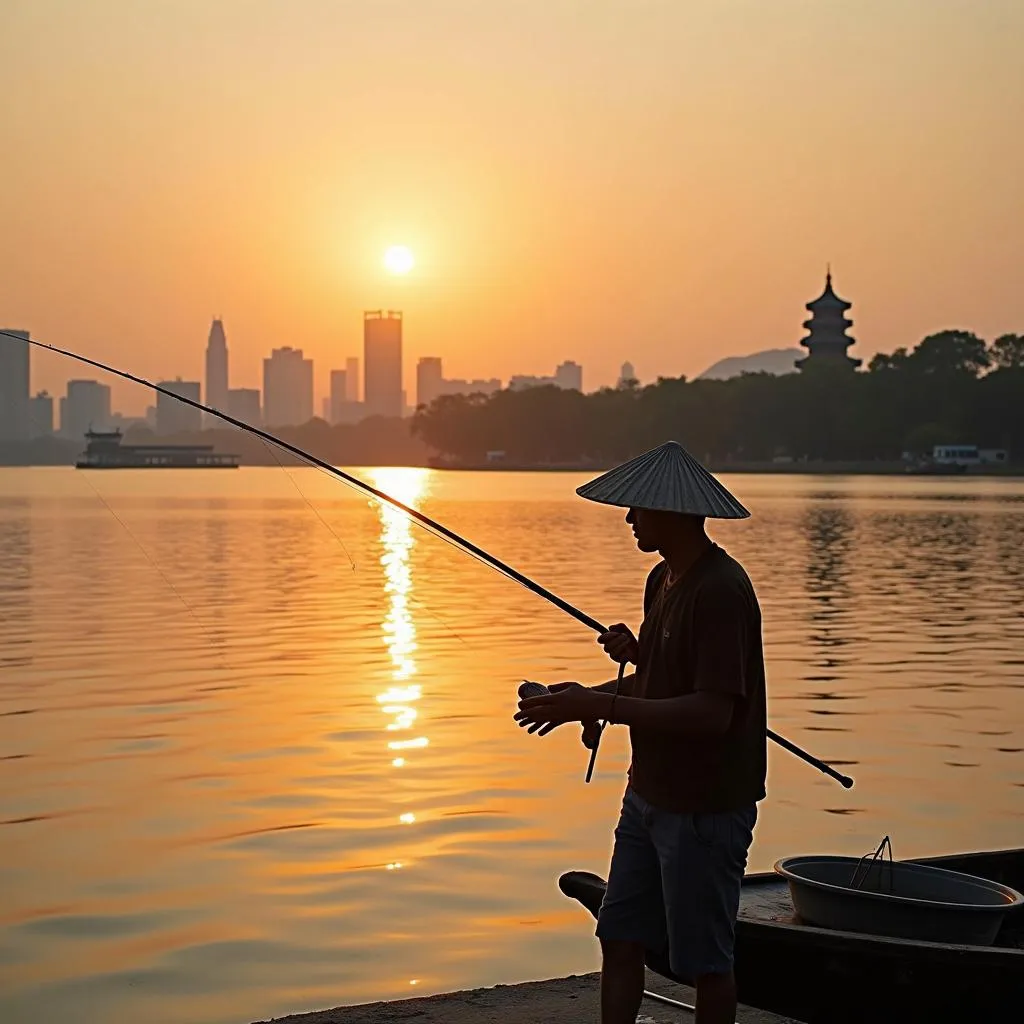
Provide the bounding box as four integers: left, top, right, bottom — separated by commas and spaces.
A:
559, 848, 1024, 1023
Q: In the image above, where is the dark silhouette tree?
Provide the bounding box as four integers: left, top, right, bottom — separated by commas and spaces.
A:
991, 333, 1024, 370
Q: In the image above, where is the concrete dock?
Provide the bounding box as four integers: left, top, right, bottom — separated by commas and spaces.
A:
254, 971, 805, 1023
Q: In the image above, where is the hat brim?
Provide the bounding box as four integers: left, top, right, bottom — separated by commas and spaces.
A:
575, 442, 750, 519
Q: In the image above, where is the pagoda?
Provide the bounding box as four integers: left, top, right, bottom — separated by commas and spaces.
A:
795, 271, 861, 371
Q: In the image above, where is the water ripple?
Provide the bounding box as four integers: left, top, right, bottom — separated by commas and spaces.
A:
0, 468, 1022, 1024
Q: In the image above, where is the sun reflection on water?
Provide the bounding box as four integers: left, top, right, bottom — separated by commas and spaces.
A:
368, 468, 431, 831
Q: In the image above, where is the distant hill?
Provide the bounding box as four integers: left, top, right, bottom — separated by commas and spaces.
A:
697, 348, 802, 380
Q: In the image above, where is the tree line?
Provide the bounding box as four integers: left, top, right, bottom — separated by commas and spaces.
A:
410, 331, 1024, 465
4, 330, 1020, 468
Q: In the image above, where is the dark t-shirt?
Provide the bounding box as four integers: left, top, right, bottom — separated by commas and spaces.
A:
626, 543, 767, 813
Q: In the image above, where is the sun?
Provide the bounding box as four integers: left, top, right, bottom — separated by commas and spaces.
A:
384, 245, 415, 275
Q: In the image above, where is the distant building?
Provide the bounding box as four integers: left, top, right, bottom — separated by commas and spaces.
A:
932, 445, 1008, 466
618, 361, 637, 388
263, 346, 313, 427
363, 311, 403, 418
28, 391, 53, 438
327, 369, 363, 423
109, 412, 150, 432
156, 379, 202, 434
330, 369, 348, 422
227, 387, 261, 426
509, 361, 584, 392
555, 360, 583, 392
345, 357, 360, 401
61, 379, 112, 438
416, 357, 444, 408
204, 319, 229, 427
796, 271, 861, 371
0, 329, 30, 441
508, 374, 548, 391
416, 356, 500, 408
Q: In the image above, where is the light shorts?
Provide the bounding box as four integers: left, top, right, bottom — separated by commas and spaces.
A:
595, 786, 757, 979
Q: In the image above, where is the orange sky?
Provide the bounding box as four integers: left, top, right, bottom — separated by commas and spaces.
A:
2, 0, 1022, 413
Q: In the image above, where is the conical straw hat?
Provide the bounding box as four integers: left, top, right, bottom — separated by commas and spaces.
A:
576, 442, 750, 518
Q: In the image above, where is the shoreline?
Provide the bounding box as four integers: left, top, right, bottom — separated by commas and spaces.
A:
252, 972, 804, 1023
1, 457, 1022, 477
426, 461, 1023, 476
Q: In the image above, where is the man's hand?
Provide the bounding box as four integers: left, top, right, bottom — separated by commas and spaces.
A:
581, 719, 602, 749
514, 682, 607, 734
598, 623, 638, 665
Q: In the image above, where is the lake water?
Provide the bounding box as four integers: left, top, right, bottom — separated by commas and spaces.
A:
0, 468, 1021, 1024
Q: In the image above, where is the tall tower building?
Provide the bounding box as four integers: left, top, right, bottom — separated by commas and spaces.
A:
263, 346, 314, 427
0, 329, 31, 441
345, 357, 360, 401
416, 357, 444, 408
156, 379, 202, 434
618, 361, 637, 387
363, 311, 403, 418
205, 319, 229, 425
330, 369, 348, 424
796, 271, 861, 371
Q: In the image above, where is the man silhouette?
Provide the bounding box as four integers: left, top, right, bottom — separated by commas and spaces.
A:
515, 442, 767, 1024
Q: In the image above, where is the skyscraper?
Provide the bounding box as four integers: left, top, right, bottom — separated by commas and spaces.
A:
363, 311, 403, 418
227, 388, 261, 426
205, 319, 229, 425
61, 380, 112, 438
263, 346, 313, 427
618, 361, 637, 387
345, 357, 360, 401
416, 357, 444, 408
156, 379, 202, 434
329, 369, 348, 424
0, 329, 30, 441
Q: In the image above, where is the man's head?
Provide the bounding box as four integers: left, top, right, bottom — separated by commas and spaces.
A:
626, 507, 707, 553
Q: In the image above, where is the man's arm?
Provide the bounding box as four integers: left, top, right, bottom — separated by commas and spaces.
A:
601, 689, 734, 737
589, 672, 636, 698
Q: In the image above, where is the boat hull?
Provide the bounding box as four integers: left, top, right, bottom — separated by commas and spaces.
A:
559, 849, 1024, 1023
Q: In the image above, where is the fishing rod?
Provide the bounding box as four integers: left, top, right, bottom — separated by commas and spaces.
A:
5, 331, 854, 789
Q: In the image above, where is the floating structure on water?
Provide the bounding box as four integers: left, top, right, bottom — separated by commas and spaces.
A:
74, 429, 240, 469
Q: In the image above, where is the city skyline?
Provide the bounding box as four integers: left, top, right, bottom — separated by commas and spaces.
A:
0, 315, 597, 437
10, 318, 605, 419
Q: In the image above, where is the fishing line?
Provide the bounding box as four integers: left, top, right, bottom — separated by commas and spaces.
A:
253, 436, 472, 646
79, 476, 217, 642
257, 434, 357, 569
257, 425, 546, 604
4, 330, 854, 788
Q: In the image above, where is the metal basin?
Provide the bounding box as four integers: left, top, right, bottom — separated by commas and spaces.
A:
774, 855, 1024, 946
